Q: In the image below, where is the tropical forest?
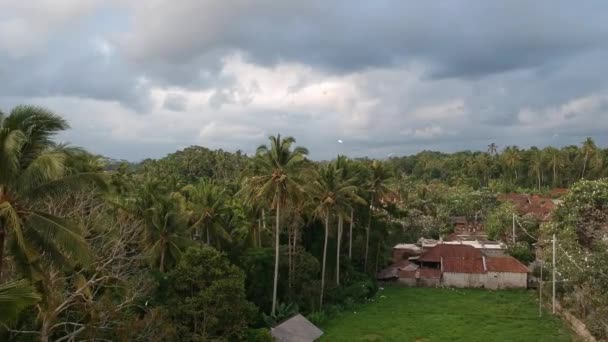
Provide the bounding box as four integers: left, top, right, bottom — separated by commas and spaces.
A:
1, 105, 608, 341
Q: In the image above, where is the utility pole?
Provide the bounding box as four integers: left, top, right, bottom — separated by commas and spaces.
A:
552, 234, 556, 314
512, 214, 516, 244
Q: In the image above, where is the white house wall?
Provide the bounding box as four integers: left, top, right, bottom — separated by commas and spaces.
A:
442, 272, 485, 288
485, 272, 527, 289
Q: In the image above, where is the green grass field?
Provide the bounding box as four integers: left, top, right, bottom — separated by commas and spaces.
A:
320, 287, 572, 342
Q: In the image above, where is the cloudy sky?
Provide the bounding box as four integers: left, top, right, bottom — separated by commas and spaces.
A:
2, 1, 608, 161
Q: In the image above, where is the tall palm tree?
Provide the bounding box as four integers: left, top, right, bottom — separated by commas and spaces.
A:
241, 134, 308, 315
335, 155, 362, 259
309, 163, 362, 306
0, 279, 40, 323
529, 148, 544, 190
0, 106, 101, 280
487, 143, 498, 156
580, 137, 597, 179
501, 146, 521, 182
181, 180, 230, 246
543, 147, 563, 187
364, 161, 393, 272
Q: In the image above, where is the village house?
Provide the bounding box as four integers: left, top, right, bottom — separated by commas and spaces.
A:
380, 243, 528, 289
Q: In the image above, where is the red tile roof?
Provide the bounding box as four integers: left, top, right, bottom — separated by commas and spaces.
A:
486, 256, 529, 273
442, 257, 485, 274
418, 244, 483, 262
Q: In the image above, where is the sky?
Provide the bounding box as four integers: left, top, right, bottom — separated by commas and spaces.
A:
2, 1, 608, 161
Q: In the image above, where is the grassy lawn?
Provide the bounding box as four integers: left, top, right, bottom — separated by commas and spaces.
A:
320, 286, 572, 342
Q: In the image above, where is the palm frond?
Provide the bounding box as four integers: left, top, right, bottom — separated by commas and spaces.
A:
29, 211, 93, 267
0, 279, 41, 323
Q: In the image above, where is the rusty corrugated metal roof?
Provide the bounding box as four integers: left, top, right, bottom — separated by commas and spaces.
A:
486, 256, 529, 273
418, 244, 483, 262
442, 257, 485, 274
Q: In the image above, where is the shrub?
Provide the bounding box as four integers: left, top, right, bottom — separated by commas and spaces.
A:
246, 328, 273, 342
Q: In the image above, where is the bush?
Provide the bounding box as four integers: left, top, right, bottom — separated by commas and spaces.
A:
246, 328, 273, 342
586, 313, 608, 340
307, 310, 328, 326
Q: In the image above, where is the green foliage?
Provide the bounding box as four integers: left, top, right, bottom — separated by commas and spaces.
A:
0, 279, 40, 323
165, 246, 257, 341
246, 328, 273, 342
506, 241, 535, 264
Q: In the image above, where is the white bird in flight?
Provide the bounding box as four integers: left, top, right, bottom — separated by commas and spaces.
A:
337, 139, 343, 144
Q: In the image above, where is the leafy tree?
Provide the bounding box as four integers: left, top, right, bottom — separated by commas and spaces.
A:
166, 246, 256, 341
241, 134, 308, 315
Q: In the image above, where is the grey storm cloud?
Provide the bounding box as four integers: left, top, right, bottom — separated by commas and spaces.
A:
2, 0, 608, 160
122, 1, 608, 79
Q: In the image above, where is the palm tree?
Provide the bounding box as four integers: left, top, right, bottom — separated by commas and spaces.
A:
529, 148, 544, 190
242, 134, 308, 315
487, 143, 498, 156
580, 137, 597, 179
501, 146, 521, 182
364, 161, 393, 272
544, 147, 563, 187
0, 279, 40, 323
181, 180, 230, 246
335, 156, 362, 259
309, 163, 362, 306
0, 106, 101, 280
135, 181, 190, 272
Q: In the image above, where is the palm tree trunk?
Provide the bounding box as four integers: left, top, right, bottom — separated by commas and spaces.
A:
336, 215, 343, 285
374, 239, 382, 275
582, 153, 588, 179
257, 219, 262, 247
364, 204, 372, 272
0, 224, 5, 281
262, 208, 267, 231
320, 214, 329, 307
288, 227, 292, 292
206, 226, 210, 244
553, 157, 557, 187
348, 208, 354, 259
159, 240, 166, 273
272, 203, 280, 316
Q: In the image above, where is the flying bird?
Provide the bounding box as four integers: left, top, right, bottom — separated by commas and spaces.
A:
337, 139, 343, 144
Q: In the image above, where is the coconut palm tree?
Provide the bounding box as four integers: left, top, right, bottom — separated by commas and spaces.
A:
0, 106, 103, 280
309, 163, 362, 306
580, 137, 597, 179
0, 278, 40, 323
529, 148, 544, 190
487, 143, 498, 156
335, 155, 363, 259
543, 147, 563, 187
181, 180, 230, 246
135, 181, 190, 273
364, 161, 393, 272
241, 134, 308, 315
501, 146, 521, 182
